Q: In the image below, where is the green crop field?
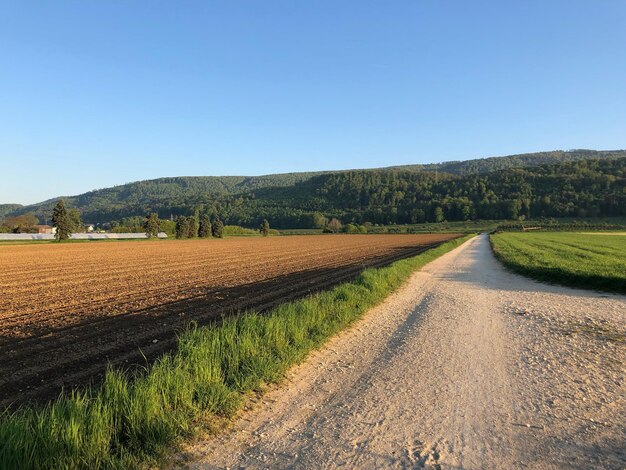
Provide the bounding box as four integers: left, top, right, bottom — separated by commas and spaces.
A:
490, 232, 626, 293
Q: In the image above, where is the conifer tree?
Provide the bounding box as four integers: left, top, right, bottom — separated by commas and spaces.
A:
260, 219, 270, 237
175, 216, 189, 239
212, 216, 224, 238
198, 214, 212, 238
51, 199, 72, 241
187, 216, 197, 238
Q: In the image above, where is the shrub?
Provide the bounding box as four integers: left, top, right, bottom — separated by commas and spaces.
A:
343, 223, 358, 234
68, 209, 83, 234
159, 219, 176, 237
143, 213, 160, 238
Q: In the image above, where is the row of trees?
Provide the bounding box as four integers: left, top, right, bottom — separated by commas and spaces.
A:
45, 204, 274, 242
44, 203, 273, 242
139, 212, 222, 239
173, 214, 223, 239
145, 213, 271, 239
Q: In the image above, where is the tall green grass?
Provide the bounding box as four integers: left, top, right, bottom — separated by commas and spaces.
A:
490, 232, 626, 293
0, 235, 472, 469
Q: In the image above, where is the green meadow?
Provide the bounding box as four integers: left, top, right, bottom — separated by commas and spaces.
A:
490, 232, 626, 293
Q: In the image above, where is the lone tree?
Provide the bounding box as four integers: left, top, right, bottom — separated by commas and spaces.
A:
186, 216, 197, 239
260, 219, 270, 237
51, 199, 72, 241
326, 217, 343, 233
143, 213, 160, 238
198, 214, 212, 238
212, 216, 224, 238
175, 216, 189, 239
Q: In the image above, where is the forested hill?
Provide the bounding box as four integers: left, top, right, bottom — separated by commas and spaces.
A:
4, 149, 626, 227
14, 172, 331, 222
395, 149, 626, 175
189, 157, 624, 228
0, 204, 22, 218
279, 157, 625, 225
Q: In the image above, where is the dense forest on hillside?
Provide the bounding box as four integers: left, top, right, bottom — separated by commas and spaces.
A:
3, 150, 625, 229
400, 149, 626, 175
0, 204, 23, 218
14, 172, 331, 220
202, 158, 626, 227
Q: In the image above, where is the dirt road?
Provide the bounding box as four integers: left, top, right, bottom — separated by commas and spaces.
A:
177, 235, 626, 469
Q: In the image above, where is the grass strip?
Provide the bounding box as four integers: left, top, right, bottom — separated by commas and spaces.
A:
0, 235, 473, 469
490, 232, 626, 293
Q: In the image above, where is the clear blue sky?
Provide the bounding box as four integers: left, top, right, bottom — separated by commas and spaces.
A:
2, 1, 625, 204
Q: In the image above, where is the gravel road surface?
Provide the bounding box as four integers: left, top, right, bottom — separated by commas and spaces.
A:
176, 234, 625, 469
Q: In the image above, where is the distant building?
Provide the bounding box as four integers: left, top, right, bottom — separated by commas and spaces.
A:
36, 225, 56, 234
84, 224, 95, 232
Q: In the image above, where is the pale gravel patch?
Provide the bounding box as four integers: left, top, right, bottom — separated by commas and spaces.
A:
171, 235, 625, 470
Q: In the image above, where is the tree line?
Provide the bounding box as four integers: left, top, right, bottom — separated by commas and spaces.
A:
168, 214, 271, 239
171, 214, 223, 239
46, 204, 273, 241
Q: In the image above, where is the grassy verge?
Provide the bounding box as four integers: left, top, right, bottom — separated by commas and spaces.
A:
490, 232, 626, 293
0, 235, 473, 469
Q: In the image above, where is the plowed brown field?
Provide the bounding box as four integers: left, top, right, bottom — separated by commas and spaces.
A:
0, 234, 457, 405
